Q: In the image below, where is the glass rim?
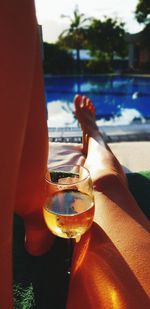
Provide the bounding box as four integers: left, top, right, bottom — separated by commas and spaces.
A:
45, 164, 91, 186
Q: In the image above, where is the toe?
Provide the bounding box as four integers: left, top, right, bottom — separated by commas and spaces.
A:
74, 94, 82, 110
86, 98, 90, 108
88, 99, 95, 114
81, 96, 87, 108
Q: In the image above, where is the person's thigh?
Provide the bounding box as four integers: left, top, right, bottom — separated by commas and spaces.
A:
0, 1, 41, 307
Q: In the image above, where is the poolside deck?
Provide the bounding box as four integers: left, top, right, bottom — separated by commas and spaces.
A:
48, 124, 150, 173
48, 123, 150, 143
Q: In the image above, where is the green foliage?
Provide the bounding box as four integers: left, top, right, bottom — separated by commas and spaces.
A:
13, 283, 35, 309
85, 51, 112, 73
43, 7, 135, 74
58, 28, 87, 50
87, 18, 127, 58
58, 6, 91, 72
57, 11, 128, 73
135, 0, 150, 23
60, 7, 90, 35
86, 59, 113, 74
135, 0, 150, 52
43, 43, 74, 74
58, 6, 90, 49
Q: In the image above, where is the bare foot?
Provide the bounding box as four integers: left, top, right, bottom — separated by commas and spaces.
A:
74, 94, 101, 154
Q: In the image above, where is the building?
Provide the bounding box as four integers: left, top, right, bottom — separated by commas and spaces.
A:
125, 31, 150, 71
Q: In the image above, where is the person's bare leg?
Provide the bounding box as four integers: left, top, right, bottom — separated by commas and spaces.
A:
67, 95, 150, 309
0, 2, 54, 308
15, 31, 54, 256
74, 94, 127, 185
0, 2, 38, 307
74, 93, 150, 228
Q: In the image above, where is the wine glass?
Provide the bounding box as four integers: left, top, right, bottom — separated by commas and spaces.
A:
43, 164, 95, 273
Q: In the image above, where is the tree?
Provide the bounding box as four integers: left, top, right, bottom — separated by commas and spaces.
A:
86, 17, 127, 68
43, 43, 74, 74
58, 6, 91, 72
135, 0, 150, 23
135, 0, 150, 51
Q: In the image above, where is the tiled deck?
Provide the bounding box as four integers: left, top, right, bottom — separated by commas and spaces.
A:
48, 124, 150, 173
48, 123, 150, 143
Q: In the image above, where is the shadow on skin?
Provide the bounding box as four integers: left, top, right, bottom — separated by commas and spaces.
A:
67, 222, 150, 309
93, 171, 150, 233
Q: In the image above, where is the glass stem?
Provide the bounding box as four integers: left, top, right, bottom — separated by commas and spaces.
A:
66, 238, 74, 275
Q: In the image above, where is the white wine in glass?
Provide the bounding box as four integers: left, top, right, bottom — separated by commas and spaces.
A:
43, 165, 95, 243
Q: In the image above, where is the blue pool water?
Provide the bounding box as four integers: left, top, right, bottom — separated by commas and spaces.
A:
44, 75, 150, 127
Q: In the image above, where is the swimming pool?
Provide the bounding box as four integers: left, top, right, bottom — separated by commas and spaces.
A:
44, 75, 150, 127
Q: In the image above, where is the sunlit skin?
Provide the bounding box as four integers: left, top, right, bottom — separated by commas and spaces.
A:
66, 94, 150, 309
0, 1, 54, 308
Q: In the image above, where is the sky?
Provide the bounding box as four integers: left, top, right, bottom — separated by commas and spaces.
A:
35, 0, 143, 43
